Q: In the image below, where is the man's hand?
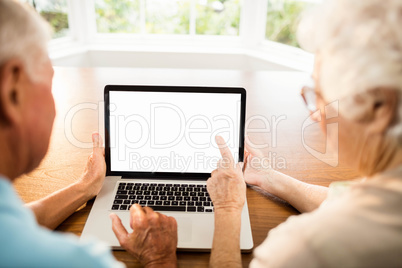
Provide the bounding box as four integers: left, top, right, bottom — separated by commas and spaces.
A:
207, 136, 246, 212
77, 132, 106, 199
110, 205, 178, 268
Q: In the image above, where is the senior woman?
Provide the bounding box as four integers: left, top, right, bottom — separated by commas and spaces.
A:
207, 0, 402, 267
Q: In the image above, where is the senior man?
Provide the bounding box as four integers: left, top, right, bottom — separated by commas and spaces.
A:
206, 0, 402, 267
0, 1, 176, 267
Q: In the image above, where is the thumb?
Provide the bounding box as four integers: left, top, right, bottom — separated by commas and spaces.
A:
245, 136, 264, 158
92, 132, 104, 154
110, 213, 129, 245
236, 162, 244, 174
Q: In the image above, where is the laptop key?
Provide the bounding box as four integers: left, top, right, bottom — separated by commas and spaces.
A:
187, 206, 196, 212
179, 201, 186, 206
147, 206, 186, 212
120, 205, 128, 210
123, 200, 131, 204
196, 202, 203, 206
115, 195, 128, 200
112, 205, 120, 210
114, 200, 123, 204
197, 207, 204, 212
160, 196, 167, 200
172, 201, 178, 206
139, 201, 147, 205
163, 201, 171, 206
145, 196, 152, 200
205, 209, 213, 213
156, 201, 163, 205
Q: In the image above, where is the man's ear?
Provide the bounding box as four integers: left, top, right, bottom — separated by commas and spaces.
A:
0, 59, 25, 126
364, 87, 398, 135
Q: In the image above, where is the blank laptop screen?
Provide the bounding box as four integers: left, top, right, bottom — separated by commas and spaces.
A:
108, 90, 242, 173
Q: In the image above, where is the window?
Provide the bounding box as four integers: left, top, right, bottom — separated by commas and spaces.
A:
22, 0, 70, 39
265, 0, 318, 47
95, 0, 241, 36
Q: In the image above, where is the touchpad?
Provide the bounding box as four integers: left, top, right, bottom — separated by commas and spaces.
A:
176, 217, 192, 243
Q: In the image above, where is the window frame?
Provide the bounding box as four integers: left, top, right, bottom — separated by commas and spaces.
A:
49, 0, 314, 72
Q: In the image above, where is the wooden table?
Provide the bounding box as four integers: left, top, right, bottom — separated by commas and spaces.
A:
14, 67, 359, 267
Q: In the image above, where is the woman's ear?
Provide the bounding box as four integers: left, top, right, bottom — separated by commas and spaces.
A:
0, 59, 24, 126
364, 87, 398, 135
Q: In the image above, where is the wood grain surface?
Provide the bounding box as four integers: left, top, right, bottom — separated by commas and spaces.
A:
13, 67, 359, 267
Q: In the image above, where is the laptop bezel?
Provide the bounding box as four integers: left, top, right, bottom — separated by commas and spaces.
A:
104, 85, 246, 180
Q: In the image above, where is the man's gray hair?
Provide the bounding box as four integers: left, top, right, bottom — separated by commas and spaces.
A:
298, 0, 402, 141
0, 0, 51, 81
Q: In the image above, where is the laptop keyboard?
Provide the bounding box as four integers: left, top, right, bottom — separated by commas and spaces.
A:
111, 182, 214, 213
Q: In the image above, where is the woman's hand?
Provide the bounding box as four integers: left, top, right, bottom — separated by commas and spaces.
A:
243, 137, 276, 193
207, 136, 246, 213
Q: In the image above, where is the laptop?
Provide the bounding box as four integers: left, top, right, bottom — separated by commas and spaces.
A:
81, 85, 254, 251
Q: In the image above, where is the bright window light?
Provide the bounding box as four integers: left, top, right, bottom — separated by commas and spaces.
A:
21, 0, 70, 39
265, 0, 319, 47
94, 0, 241, 36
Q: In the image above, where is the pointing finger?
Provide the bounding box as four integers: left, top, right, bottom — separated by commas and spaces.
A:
215, 136, 234, 167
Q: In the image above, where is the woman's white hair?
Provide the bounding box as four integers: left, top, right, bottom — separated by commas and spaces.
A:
298, 0, 402, 141
0, 0, 51, 81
